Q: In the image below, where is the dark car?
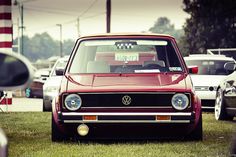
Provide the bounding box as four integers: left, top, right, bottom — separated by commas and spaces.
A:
215, 62, 236, 120
25, 68, 50, 98
51, 33, 202, 141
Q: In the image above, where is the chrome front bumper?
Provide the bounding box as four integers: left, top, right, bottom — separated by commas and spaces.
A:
58, 112, 195, 124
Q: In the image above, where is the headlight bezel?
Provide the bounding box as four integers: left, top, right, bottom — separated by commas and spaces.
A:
64, 94, 82, 111
171, 93, 189, 110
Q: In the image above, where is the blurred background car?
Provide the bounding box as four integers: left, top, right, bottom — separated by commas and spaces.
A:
43, 56, 69, 111
184, 54, 235, 110
215, 61, 236, 121
25, 68, 51, 98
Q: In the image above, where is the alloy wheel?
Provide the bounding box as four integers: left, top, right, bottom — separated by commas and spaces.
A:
215, 90, 222, 120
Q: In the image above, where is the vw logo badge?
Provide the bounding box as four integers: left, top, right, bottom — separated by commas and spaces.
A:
122, 95, 132, 105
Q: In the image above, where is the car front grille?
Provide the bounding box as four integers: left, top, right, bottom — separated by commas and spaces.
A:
62, 93, 191, 108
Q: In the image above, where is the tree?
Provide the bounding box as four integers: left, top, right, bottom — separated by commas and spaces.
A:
182, 0, 236, 54
62, 39, 75, 56
13, 32, 75, 61
148, 17, 184, 42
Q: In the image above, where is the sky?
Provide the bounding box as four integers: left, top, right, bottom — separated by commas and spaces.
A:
12, 0, 190, 40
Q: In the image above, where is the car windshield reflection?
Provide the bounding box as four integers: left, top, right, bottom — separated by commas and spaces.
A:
69, 39, 183, 74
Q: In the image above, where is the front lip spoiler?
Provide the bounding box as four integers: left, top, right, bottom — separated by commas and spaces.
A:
59, 112, 195, 124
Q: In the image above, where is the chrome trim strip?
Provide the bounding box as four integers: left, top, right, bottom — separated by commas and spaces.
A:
81, 107, 172, 109
63, 120, 191, 123
226, 107, 236, 111
202, 106, 214, 109
62, 112, 192, 116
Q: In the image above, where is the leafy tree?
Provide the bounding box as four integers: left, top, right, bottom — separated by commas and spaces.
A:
13, 32, 75, 61
182, 0, 236, 54
148, 17, 184, 42
62, 39, 75, 56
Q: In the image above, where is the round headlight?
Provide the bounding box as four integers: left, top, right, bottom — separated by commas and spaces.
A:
64, 94, 82, 111
171, 93, 189, 110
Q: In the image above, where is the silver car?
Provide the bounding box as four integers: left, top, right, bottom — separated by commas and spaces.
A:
43, 56, 69, 111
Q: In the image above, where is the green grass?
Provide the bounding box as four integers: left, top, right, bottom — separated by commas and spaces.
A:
0, 112, 235, 157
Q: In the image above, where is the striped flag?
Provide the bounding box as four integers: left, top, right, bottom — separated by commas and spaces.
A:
0, 0, 13, 106
0, 91, 12, 105
0, 0, 12, 53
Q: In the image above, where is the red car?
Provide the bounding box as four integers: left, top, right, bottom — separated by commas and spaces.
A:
52, 33, 202, 141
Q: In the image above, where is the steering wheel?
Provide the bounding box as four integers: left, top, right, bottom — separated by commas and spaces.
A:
143, 63, 163, 69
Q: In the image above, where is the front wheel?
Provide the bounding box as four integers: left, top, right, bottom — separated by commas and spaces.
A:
51, 114, 68, 142
185, 114, 203, 141
215, 89, 233, 121
43, 101, 51, 112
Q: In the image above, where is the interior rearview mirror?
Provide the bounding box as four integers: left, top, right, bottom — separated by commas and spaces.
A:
55, 68, 64, 76
0, 51, 33, 90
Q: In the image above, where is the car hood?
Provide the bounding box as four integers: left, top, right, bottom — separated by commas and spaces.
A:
190, 75, 226, 87
43, 76, 63, 88
65, 73, 191, 92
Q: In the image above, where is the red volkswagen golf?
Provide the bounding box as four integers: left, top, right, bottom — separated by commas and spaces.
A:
52, 33, 202, 141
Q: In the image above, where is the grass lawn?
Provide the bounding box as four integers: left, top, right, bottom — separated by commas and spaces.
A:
0, 112, 235, 157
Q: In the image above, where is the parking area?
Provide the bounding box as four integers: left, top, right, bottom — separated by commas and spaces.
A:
0, 98, 42, 112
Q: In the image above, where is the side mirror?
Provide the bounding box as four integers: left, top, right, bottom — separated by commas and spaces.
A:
188, 66, 198, 74
0, 51, 33, 90
224, 62, 236, 71
55, 68, 64, 76
0, 129, 7, 157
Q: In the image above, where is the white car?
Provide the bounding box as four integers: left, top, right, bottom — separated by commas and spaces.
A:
43, 56, 69, 111
184, 54, 235, 109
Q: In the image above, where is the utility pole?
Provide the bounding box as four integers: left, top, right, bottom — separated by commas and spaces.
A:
106, 0, 111, 33
77, 18, 80, 37
56, 24, 63, 57
20, 4, 24, 55
14, 0, 24, 55
17, 18, 20, 54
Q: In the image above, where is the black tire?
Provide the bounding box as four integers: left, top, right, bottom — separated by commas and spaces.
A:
43, 101, 51, 112
51, 114, 68, 142
186, 114, 203, 141
231, 133, 236, 156
43, 104, 46, 112
215, 89, 233, 121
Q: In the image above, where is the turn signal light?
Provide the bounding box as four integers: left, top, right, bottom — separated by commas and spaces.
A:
156, 115, 171, 121
83, 115, 97, 121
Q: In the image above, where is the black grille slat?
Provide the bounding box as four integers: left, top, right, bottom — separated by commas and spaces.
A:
79, 94, 174, 107
98, 116, 155, 121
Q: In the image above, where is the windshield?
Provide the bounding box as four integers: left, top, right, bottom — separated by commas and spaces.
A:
69, 39, 183, 74
185, 60, 232, 75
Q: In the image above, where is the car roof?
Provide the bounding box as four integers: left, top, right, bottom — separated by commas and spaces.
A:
78, 33, 175, 39
184, 54, 235, 61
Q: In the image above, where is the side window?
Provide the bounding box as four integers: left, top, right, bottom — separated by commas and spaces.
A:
155, 42, 181, 68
